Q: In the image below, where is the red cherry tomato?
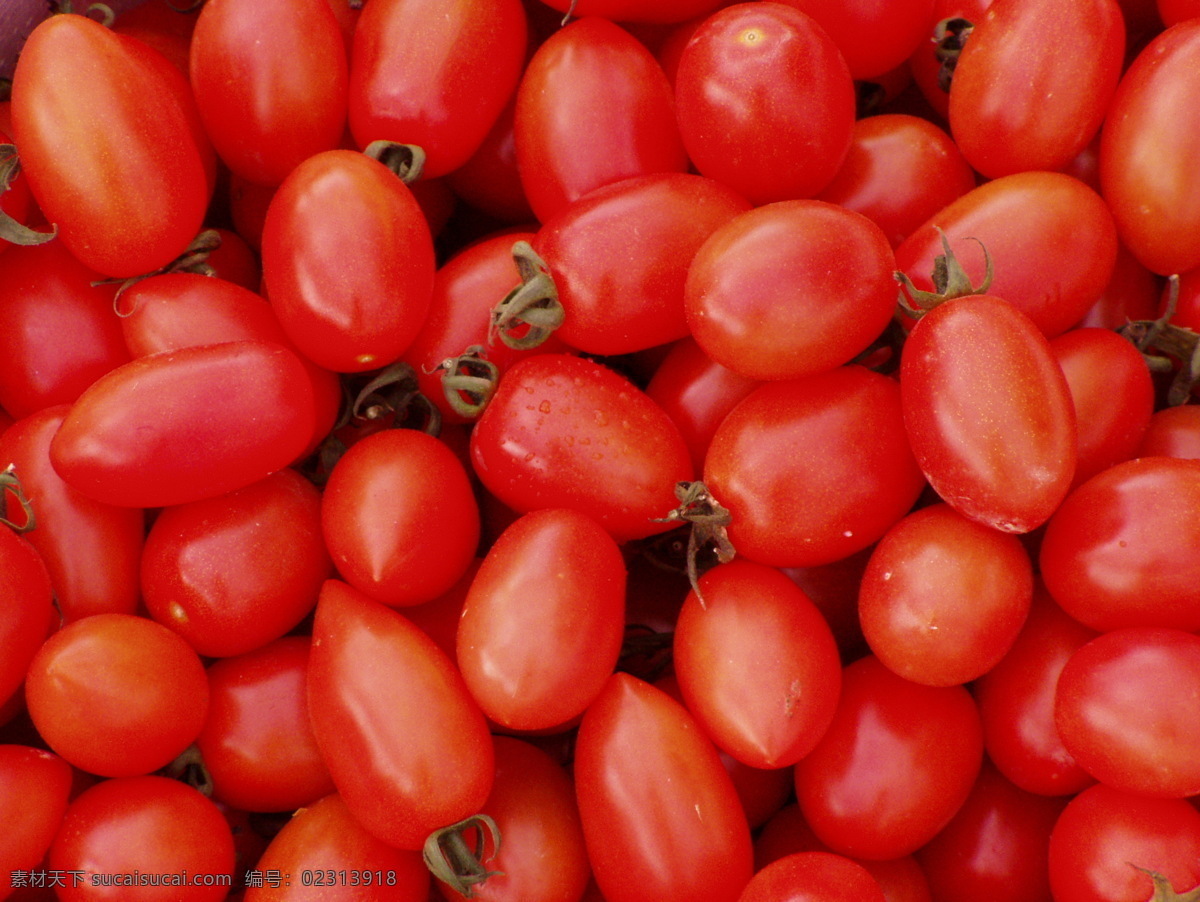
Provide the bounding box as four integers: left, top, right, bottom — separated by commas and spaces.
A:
0, 745, 73, 897
675, 3, 855, 205
321, 428, 480, 607
779, 0, 936, 80
307, 579, 495, 850
900, 294, 1077, 533
575, 672, 754, 902
25, 612, 209, 777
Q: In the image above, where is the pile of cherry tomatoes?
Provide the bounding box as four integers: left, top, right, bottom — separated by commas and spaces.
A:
3, 0, 1200, 899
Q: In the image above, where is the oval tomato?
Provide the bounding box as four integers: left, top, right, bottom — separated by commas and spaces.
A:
261, 149, 435, 373
348, 0, 526, 179
0, 524, 53, 712
947, 0, 1124, 178
675, 3, 855, 205
457, 508, 625, 732
0, 745, 73, 896
25, 612, 209, 777
738, 851, 886, 902
470, 354, 693, 544
575, 672, 754, 902
704, 366, 926, 568
673, 560, 842, 769
322, 428, 479, 607
10, 13, 211, 278
900, 294, 1076, 533
49, 340, 316, 509
308, 579, 495, 851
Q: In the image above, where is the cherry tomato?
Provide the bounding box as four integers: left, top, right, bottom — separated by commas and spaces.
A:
859, 502, 1033, 686
794, 655, 983, 860
575, 672, 754, 902
739, 851, 885, 902
1047, 784, 1200, 902
972, 583, 1098, 797
900, 294, 1077, 533
1039, 456, 1200, 632
817, 114, 978, 249
141, 468, 331, 657
674, 3, 855, 205
189, 0, 347, 186
1138, 405, 1200, 459
515, 17, 687, 223
1056, 626, 1200, 798
469, 354, 693, 544
197, 637, 335, 813
348, 0, 526, 179
673, 560, 842, 769
25, 613, 209, 777
895, 172, 1119, 338
0, 525, 52, 713
684, 199, 896, 381
244, 793, 431, 902
704, 366, 926, 568
947, 0, 1124, 178
261, 149, 436, 373
322, 428, 479, 607
0, 745, 72, 897
1101, 19, 1200, 275
10, 13, 211, 278
49, 340, 317, 509
0, 406, 143, 622
779, 0, 936, 79
537, 172, 752, 356
47, 775, 235, 902
307, 579, 494, 850
457, 508, 625, 732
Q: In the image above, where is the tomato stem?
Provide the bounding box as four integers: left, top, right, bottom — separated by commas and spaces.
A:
932, 17, 975, 93
160, 744, 214, 797
98, 228, 223, 315
0, 144, 58, 248
431, 344, 500, 419
363, 141, 426, 184
1132, 866, 1200, 902
489, 241, 563, 350
652, 481, 736, 608
1119, 274, 1200, 406
423, 814, 504, 898
0, 464, 36, 534
894, 227, 993, 316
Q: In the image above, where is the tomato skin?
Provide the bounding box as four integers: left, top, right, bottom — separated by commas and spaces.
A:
536, 173, 752, 356
673, 560, 842, 769
817, 114, 977, 250
0, 527, 53, 713
947, 0, 1124, 178
1101, 20, 1200, 275
0, 242, 127, 420
190, 0, 347, 186
433, 737, 591, 902
348, 0, 526, 179
47, 776, 235, 902
900, 295, 1076, 533
197, 637, 335, 813
704, 366, 926, 568
859, 502, 1033, 687
1039, 457, 1200, 632
915, 762, 1063, 902
308, 579, 495, 851
141, 469, 331, 657
322, 429, 479, 608
780, 0, 936, 80
515, 17, 687, 223
738, 851, 886, 902
794, 655, 983, 861
895, 172, 1118, 339
25, 613, 209, 777
973, 584, 1098, 797
11, 14, 210, 278
0, 745, 73, 896
244, 793, 431, 902
535, 0, 722, 23
261, 149, 435, 373
1047, 784, 1200, 902
469, 354, 693, 544
0, 406, 143, 622
675, 3, 855, 205
575, 672, 754, 902
1138, 405, 1200, 459
1055, 627, 1200, 798
49, 340, 316, 509
685, 199, 896, 381
457, 509, 625, 732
